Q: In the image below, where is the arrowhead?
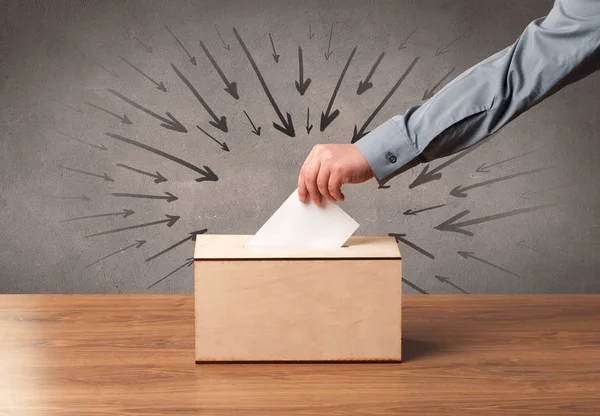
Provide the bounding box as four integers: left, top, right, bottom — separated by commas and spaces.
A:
422, 89, 435, 100
273, 112, 295, 137
157, 82, 167, 93
109, 70, 119, 78
351, 124, 369, 143
165, 215, 180, 227
209, 116, 228, 133
224, 44, 230, 51
153, 171, 167, 183
196, 165, 219, 182
435, 48, 443, 56
103, 173, 115, 182
476, 163, 490, 173
122, 209, 135, 218
357, 80, 373, 95
144, 45, 153, 53
81, 195, 91, 202
273, 54, 280, 63
434, 275, 448, 283
306, 124, 313, 134
449, 185, 468, 198
99, 144, 108, 150
161, 112, 188, 133
319, 109, 340, 132
378, 184, 390, 189
121, 114, 133, 125
521, 191, 532, 200
135, 240, 147, 248
325, 51, 333, 60
190, 229, 208, 240
403, 209, 416, 215
252, 127, 261, 136
409, 165, 442, 189
434, 210, 473, 236
164, 192, 178, 203
295, 78, 312, 95
190, 56, 197, 66
398, 45, 406, 51
221, 142, 230, 152
224, 82, 239, 100
457, 251, 474, 259
309, 33, 314, 40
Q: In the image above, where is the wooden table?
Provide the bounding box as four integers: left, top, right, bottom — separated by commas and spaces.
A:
1, 295, 600, 415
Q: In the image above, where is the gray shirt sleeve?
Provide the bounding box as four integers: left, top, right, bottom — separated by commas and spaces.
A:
354, 0, 600, 185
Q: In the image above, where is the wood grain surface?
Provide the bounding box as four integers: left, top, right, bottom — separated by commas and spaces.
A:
2, 295, 600, 415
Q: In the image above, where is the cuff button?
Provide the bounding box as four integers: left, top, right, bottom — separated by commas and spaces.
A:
386, 152, 397, 163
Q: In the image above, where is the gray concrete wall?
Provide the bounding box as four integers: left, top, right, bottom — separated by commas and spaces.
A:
1, 0, 598, 294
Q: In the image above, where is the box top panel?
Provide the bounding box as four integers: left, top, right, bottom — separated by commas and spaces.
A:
194, 235, 401, 260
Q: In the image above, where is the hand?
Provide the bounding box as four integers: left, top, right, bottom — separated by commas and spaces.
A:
298, 144, 374, 205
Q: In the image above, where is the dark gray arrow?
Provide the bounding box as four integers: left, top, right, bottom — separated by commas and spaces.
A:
435, 275, 469, 294
422, 67, 455, 100
325, 22, 334, 59
320, 46, 357, 131
105, 133, 218, 182
351, 56, 419, 143
115, 163, 167, 183
60, 209, 134, 223
85, 240, 146, 268
85, 101, 132, 125
86, 214, 180, 238
118, 23, 152, 53
516, 240, 557, 259
146, 229, 207, 262
107, 88, 187, 133
357, 52, 384, 95
50, 127, 106, 150
308, 23, 314, 40
49, 98, 83, 114
436, 30, 470, 56
295, 46, 311, 95
42, 194, 91, 202
148, 257, 194, 289
90, 57, 119, 78
450, 167, 551, 198
403, 204, 445, 216
214, 25, 230, 50
389, 233, 434, 259
171, 63, 228, 132
197, 125, 229, 152
234, 27, 295, 137
61, 165, 114, 182
398, 26, 418, 50
243, 110, 261, 136
521, 183, 577, 199
164, 24, 196, 65
306, 107, 313, 134
119, 56, 166, 92
269, 33, 280, 63
409, 133, 493, 188
457, 251, 520, 278
435, 203, 556, 237
111, 192, 177, 203
199, 40, 238, 99
403, 278, 428, 294
477, 149, 539, 173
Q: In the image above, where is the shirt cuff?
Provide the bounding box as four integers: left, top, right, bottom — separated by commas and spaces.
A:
354, 116, 420, 184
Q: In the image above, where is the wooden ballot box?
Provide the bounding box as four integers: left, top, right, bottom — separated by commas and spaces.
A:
193, 234, 402, 362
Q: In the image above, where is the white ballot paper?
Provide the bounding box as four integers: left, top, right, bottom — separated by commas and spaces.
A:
245, 188, 359, 248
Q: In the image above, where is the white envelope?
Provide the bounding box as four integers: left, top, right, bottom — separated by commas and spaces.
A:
245, 188, 359, 248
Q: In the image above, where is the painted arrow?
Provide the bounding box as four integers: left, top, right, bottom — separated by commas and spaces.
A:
214, 25, 230, 50
398, 26, 418, 51
85, 214, 179, 238
422, 67, 455, 100
403, 278, 428, 294
146, 229, 207, 262
171, 63, 228, 132
116, 163, 167, 183
308, 23, 314, 40
234, 27, 295, 137
111, 192, 177, 203
164, 24, 196, 65
42, 194, 91, 202
450, 167, 551, 198
295, 46, 311, 95
148, 257, 194, 289
351, 56, 419, 143
89, 57, 119, 78
521, 183, 577, 199
320, 46, 357, 132
60, 209, 134, 223
85, 101, 132, 125
306, 107, 313, 134
119, 56, 166, 92
85, 240, 146, 268
389, 233, 434, 259
435, 203, 556, 237
436, 30, 470, 56
199, 40, 239, 99
269, 33, 280, 63
107, 88, 187, 133
50, 127, 106, 150
118, 23, 152, 53
403, 204, 445, 216
434, 275, 469, 294
477, 149, 539, 173
243, 110, 261, 136
357, 52, 384, 95
324, 22, 334, 59
197, 125, 229, 152
457, 251, 520, 278
60, 165, 114, 182
105, 133, 218, 182
49, 98, 83, 114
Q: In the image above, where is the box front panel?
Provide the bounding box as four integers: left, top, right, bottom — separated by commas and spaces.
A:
194, 259, 402, 361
